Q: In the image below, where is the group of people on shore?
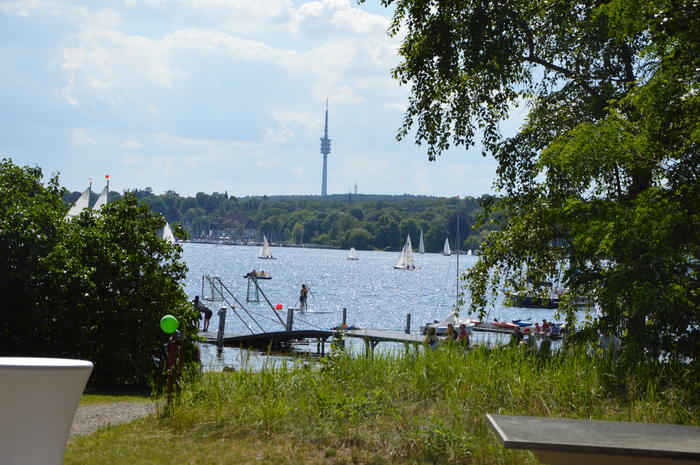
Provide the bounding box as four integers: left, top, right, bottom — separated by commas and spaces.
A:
424, 322, 470, 349
510, 319, 565, 348
533, 319, 561, 336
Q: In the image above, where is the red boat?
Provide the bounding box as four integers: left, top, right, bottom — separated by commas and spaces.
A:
491, 320, 519, 330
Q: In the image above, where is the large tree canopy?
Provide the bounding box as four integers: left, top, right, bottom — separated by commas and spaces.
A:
378, 0, 699, 364
0, 159, 198, 387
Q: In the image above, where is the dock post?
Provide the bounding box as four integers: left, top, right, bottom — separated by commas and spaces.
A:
405, 314, 411, 334
217, 307, 226, 347
286, 308, 294, 331
342, 307, 347, 328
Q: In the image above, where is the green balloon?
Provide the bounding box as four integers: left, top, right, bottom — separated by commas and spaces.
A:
160, 315, 178, 334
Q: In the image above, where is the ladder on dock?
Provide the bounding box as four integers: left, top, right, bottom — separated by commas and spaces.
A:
201, 275, 286, 333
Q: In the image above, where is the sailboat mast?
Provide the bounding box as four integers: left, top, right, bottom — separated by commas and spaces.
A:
455, 211, 460, 311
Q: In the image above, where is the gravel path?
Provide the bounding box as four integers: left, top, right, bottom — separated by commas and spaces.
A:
70, 402, 158, 437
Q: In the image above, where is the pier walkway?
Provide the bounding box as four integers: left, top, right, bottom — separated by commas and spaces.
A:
200, 328, 424, 354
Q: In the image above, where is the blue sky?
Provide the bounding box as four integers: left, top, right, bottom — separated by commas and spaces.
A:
1, 0, 524, 197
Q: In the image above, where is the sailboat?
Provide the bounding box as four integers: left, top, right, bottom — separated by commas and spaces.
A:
420, 213, 482, 334
443, 238, 451, 256
394, 234, 416, 269
467, 249, 472, 256
258, 235, 275, 259
65, 185, 92, 218
163, 222, 176, 244
92, 176, 110, 211
347, 247, 359, 260
418, 229, 425, 254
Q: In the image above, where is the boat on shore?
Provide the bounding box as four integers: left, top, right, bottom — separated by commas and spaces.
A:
420, 312, 482, 335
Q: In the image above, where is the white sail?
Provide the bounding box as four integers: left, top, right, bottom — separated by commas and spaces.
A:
163, 222, 176, 244
443, 238, 451, 256
418, 229, 425, 254
394, 234, 416, 269
92, 185, 109, 211
467, 249, 472, 256
258, 235, 275, 259
65, 186, 91, 218
347, 247, 359, 260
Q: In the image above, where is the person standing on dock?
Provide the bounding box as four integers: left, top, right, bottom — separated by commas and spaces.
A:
193, 295, 212, 331
202, 305, 213, 331
193, 296, 203, 329
299, 284, 309, 310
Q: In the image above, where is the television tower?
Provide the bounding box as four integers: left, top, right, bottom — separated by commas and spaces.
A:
320, 99, 331, 196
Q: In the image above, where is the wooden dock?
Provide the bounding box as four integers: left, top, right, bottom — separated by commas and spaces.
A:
200, 328, 424, 353
343, 329, 424, 349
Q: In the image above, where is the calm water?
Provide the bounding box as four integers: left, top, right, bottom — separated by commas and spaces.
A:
181, 243, 588, 369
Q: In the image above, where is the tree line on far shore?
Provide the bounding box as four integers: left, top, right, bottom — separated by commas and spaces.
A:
66, 188, 501, 253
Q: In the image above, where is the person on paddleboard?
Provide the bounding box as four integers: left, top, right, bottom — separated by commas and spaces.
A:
299, 284, 309, 310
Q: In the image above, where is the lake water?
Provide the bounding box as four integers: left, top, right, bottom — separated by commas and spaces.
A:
181, 243, 588, 369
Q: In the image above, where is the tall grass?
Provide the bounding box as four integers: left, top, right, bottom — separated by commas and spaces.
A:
131, 343, 697, 465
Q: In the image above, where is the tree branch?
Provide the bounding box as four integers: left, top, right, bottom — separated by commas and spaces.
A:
523, 54, 600, 98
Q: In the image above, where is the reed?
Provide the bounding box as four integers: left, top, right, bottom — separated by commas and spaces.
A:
66, 344, 699, 465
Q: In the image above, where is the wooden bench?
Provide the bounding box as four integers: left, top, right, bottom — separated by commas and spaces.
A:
486, 414, 700, 465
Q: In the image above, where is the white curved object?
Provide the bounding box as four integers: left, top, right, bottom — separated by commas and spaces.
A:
65, 186, 92, 219
258, 235, 275, 259
394, 234, 415, 269
0, 357, 93, 465
92, 185, 109, 210
163, 222, 176, 244
347, 247, 359, 260
443, 238, 451, 256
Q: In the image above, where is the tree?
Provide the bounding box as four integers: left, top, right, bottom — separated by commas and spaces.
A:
341, 227, 375, 250
0, 159, 198, 387
290, 222, 304, 244
379, 0, 700, 365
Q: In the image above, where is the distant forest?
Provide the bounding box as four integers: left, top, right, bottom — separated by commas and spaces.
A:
65, 189, 500, 252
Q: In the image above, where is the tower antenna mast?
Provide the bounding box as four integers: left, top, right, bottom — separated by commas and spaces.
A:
320, 99, 331, 196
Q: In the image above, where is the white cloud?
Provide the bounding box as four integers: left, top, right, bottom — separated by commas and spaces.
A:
70, 128, 96, 146
265, 126, 295, 143
123, 0, 293, 35
290, 0, 388, 36
383, 100, 405, 111
312, 84, 364, 104
271, 109, 317, 132
61, 28, 189, 105
264, 108, 319, 143
1, 1, 122, 28
122, 140, 142, 149
59, 18, 399, 113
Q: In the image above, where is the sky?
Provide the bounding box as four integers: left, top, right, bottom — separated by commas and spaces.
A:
1, 0, 525, 198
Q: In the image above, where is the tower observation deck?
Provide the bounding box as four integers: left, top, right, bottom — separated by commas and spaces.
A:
320, 99, 331, 196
